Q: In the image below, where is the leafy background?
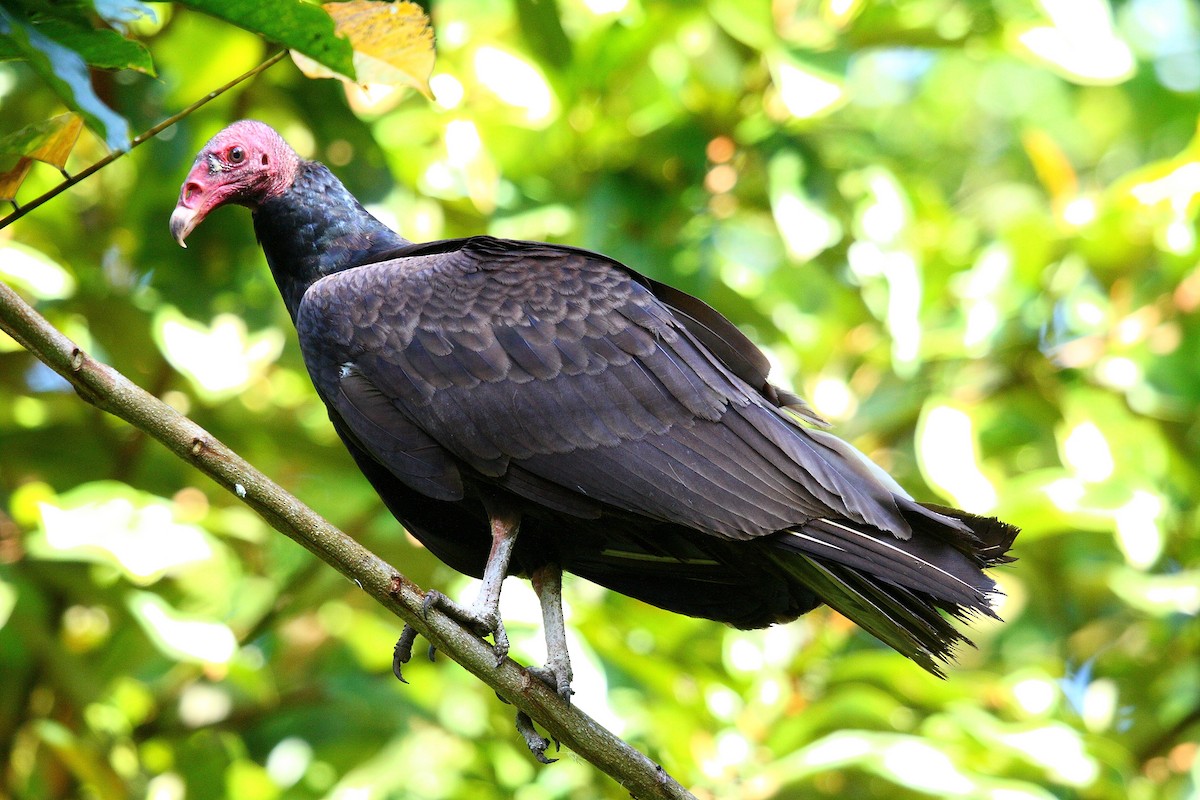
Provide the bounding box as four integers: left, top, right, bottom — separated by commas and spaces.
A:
1, 0, 1199, 798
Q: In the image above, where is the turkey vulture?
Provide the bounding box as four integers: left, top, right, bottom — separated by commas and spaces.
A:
172, 120, 1017, 749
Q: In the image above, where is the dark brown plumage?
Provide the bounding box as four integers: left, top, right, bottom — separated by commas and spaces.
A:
173, 121, 1018, 747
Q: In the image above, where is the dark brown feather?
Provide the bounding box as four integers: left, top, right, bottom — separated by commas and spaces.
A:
252, 169, 1019, 667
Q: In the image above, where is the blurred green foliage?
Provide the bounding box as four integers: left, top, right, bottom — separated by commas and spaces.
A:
2, 0, 1200, 798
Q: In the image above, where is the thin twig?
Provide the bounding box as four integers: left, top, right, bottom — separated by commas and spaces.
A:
0, 50, 288, 232
0, 279, 698, 800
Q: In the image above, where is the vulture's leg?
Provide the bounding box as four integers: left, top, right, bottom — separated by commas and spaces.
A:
420, 507, 520, 665
513, 563, 570, 763
528, 563, 574, 703
393, 507, 520, 679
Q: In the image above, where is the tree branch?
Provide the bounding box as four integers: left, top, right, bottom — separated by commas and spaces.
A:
0, 279, 698, 800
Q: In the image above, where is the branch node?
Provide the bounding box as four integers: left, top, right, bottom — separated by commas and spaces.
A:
70, 348, 84, 372
190, 437, 206, 457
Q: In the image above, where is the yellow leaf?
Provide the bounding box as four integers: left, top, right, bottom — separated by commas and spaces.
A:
0, 113, 84, 170
0, 158, 33, 204
291, 0, 434, 98
0, 114, 84, 203
29, 114, 84, 169
1021, 128, 1077, 203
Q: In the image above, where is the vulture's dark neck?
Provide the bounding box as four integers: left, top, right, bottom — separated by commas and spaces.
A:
254, 161, 410, 320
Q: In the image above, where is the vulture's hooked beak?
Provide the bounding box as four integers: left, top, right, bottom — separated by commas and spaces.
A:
171, 161, 221, 248
170, 205, 198, 248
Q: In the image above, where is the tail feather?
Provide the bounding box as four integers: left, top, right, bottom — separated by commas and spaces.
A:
769, 506, 1018, 673
772, 555, 962, 674
920, 502, 1020, 565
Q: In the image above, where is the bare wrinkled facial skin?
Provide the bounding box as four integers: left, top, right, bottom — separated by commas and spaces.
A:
170, 120, 298, 247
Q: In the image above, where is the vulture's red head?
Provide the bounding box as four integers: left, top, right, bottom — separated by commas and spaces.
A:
170, 120, 300, 247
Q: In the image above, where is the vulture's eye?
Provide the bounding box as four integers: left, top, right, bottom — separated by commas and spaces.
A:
229, 146, 246, 164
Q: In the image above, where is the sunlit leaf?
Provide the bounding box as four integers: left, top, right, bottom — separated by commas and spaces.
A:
1012, 0, 1135, 85
771, 731, 982, 795
264, 738, 314, 789
0, 239, 77, 299
472, 46, 555, 124
709, 0, 775, 50
994, 723, 1101, 786
0, 113, 84, 199
822, 0, 865, 27
26, 482, 216, 584
289, 0, 433, 97
0, 158, 32, 204
153, 307, 284, 402
917, 404, 998, 513
1109, 568, 1200, 616
769, 151, 842, 261
1059, 420, 1113, 483
768, 55, 846, 119
0, 9, 129, 150
126, 590, 238, 664
226, 759, 281, 800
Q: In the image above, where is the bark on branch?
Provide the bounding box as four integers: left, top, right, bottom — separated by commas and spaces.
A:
0, 278, 698, 800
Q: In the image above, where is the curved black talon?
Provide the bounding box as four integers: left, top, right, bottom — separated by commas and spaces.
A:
391, 624, 439, 681
421, 589, 444, 619
515, 711, 556, 764
392, 625, 418, 683
527, 664, 574, 704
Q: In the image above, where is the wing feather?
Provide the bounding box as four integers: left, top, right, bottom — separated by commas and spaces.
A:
298, 236, 930, 543
328, 366, 464, 500
494, 323, 562, 380
288, 233, 1019, 672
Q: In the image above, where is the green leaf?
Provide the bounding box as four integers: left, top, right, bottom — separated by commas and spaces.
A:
0, 22, 154, 72
0, 8, 130, 150
179, 0, 355, 81
19, 20, 156, 74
